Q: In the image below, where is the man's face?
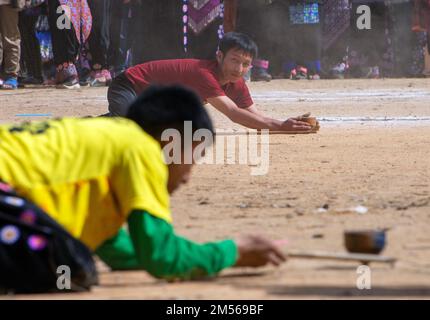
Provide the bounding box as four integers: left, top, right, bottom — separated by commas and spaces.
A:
217, 48, 253, 83
166, 142, 205, 194
167, 163, 193, 194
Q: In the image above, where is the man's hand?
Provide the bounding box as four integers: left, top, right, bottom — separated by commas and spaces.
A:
234, 235, 287, 267
280, 118, 313, 132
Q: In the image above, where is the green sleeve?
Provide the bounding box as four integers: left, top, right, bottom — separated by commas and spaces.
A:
95, 210, 238, 280
94, 227, 140, 270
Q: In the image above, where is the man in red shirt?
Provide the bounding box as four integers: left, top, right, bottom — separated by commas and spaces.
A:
107, 32, 313, 132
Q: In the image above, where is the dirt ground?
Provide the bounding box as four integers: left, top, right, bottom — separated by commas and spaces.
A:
1, 79, 429, 299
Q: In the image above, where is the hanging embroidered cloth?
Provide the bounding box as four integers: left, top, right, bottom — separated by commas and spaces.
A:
188, 0, 223, 35
182, 0, 224, 52
58, 0, 92, 44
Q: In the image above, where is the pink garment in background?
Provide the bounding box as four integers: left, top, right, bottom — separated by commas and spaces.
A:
58, 0, 92, 43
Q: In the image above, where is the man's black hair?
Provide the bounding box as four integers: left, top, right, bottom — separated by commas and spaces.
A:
219, 32, 258, 59
126, 85, 214, 140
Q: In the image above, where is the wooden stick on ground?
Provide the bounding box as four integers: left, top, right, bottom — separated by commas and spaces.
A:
286, 250, 397, 266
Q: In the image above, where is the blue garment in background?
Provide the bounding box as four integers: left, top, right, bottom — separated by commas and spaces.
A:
289, 3, 320, 24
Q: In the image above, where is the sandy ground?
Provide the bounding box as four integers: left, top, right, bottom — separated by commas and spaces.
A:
0, 79, 429, 299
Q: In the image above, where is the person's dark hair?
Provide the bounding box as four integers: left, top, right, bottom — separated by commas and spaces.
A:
126, 85, 214, 140
219, 32, 258, 59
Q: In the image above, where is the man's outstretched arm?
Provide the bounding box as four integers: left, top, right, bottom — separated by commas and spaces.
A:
243, 104, 266, 117
95, 210, 286, 280
95, 210, 237, 280
207, 96, 312, 132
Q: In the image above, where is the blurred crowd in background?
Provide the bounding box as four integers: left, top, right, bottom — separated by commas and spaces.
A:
0, 0, 429, 90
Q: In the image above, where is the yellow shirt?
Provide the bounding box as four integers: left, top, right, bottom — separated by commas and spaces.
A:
0, 117, 171, 250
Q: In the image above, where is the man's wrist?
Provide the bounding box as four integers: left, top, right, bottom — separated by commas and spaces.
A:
219, 239, 239, 268
266, 118, 283, 131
